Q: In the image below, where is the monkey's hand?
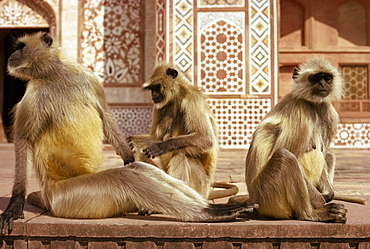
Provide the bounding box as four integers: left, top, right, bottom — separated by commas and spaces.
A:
143, 142, 168, 158
127, 135, 149, 151
0, 195, 25, 235
126, 135, 159, 155
122, 151, 135, 165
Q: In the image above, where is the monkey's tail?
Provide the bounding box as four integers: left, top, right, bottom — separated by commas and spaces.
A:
227, 194, 251, 204
45, 162, 258, 221
226, 193, 366, 205
334, 195, 366, 205
208, 182, 239, 200
123, 162, 258, 222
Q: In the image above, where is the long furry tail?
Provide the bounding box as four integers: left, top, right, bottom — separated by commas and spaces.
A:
208, 182, 239, 200
43, 162, 259, 221
123, 162, 258, 222
334, 195, 366, 205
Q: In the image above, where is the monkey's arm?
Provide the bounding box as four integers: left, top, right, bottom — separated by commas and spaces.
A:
143, 132, 213, 158
101, 105, 134, 165
245, 119, 282, 183
126, 134, 158, 152
126, 135, 162, 163
127, 132, 208, 158
89, 75, 134, 165
144, 95, 216, 158
316, 149, 335, 202
0, 137, 31, 234
0, 88, 43, 234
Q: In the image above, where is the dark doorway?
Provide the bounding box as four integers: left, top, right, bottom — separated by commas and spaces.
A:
0, 28, 48, 141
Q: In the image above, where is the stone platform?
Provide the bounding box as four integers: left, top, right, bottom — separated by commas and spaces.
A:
0, 143, 369, 248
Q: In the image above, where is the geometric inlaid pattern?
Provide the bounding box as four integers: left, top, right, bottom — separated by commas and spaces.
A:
0, 0, 49, 27
340, 66, 368, 100
199, 0, 244, 7
155, 0, 166, 62
207, 99, 271, 148
103, 0, 142, 84
334, 123, 370, 148
249, 0, 271, 94
80, 0, 105, 79
339, 66, 368, 112
173, 0, 194, 78
198, 12, 245, 94
80, 0, 141, 84
111, 108, 152, 137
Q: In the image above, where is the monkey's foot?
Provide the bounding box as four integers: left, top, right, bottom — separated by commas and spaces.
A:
313, 202, 347, 223
138, 209, 159, 216
203, 202, 259, 222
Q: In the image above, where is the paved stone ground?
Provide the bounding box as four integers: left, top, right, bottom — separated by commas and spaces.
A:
0, 143, 369, 248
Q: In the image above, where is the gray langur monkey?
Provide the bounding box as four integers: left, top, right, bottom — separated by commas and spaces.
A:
0, 32, 257, 234
244, 57, 350, 223
127, 62, 220, 199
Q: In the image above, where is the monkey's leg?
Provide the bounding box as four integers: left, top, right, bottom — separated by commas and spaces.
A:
314, 149, 336, 202
249, 148, 346, 223
166, 154, 210, 199
27, 191, 48, 210
45, 162, 254, 221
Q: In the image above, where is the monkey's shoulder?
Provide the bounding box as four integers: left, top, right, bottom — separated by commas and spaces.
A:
273, 96, 334, 121
179, 89, 210, 112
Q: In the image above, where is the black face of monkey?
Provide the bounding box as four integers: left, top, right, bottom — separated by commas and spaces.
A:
144, 67, 179, 104
8, 33, 54, 69
7, 42, 25, 68
144, 84, 164, 103
308, 72, 333, 97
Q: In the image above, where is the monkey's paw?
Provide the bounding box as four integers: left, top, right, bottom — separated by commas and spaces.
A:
126, 136, 157, 153
138, 209, 159, 216
126, 136, 140, 150
123, 152, 135, 165
126, 136, 146, 152
315, 202, 347, 224
0, 210, 24, 235
143, 142, 166, 158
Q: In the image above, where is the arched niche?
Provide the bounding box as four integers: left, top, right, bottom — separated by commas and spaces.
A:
17, 0, 56, 35
199, 18, 245, 94
338, 0, 367, 46
280, 0, 305, 47
0, 0, 55, 141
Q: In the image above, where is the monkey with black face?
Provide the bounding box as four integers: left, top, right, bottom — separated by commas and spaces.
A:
244, 57, 348, 223
0, 32, 257, 234
127, 62, 219, 199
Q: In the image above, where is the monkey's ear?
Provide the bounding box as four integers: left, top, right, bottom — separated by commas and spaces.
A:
166, 68, 178, 79
41, 33, 53, 47
292, 68, 299, 81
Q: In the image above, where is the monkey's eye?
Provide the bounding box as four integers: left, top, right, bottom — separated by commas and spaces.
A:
308, 74, 319, 83
15, 42, 25, 51
144, 84, 161, 93
324, 75, 333, 82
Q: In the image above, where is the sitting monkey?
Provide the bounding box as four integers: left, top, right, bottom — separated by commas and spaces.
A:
0, 32, 257, 234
